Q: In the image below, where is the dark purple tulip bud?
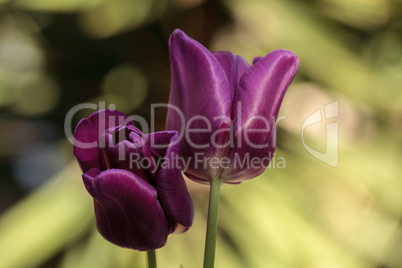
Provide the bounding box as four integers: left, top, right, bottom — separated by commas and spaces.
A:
166, 29, 299, 184
73, 109, 194, 251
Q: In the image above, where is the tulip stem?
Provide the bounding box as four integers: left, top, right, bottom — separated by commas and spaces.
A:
203, 178, 223, 268
147, 250, 157, 268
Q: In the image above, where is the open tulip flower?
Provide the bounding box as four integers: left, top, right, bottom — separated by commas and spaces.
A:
73, 109, 193, 251
166, 29, 299, 184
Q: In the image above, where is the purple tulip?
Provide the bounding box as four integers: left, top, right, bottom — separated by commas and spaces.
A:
166, 29, 299, 184
73, 109, 194, 251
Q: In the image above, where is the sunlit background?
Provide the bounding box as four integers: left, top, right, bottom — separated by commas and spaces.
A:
1, 0, 402, 267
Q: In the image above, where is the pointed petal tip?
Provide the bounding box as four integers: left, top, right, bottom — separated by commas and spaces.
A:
253, 50, 298, 67
251, 49, 299, 82
169, 29, 188, 47
271, 49, 299, 69
253, 56, 263, 65
171, 28, 184, 36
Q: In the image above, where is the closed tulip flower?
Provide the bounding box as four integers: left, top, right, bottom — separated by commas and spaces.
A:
166, 29, 299, 184
73, 109, 193, 251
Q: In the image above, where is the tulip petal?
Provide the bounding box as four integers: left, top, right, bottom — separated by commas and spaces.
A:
222, 50, 298, 182
233, 50, 298, 134
231, 50, 298, 149
213, 51, 250, 100
83, 168, 170, 251
73, 109, 133, 173
211, 52, 251, 177
167, 30, 232, 129
252, 56, 263, 65
155, 132, 194, 230
166, 30, 232, 169
167, 30, 237, 181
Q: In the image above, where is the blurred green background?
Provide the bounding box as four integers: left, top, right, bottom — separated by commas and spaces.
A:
1, 0, 402, 267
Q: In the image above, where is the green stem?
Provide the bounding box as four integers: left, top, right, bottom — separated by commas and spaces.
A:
203, 178, 223, 268
147, 250, 157, 268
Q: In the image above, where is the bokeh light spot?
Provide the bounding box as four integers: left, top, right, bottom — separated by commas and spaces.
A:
12, 73, 60, 116
102, 64, 148, 111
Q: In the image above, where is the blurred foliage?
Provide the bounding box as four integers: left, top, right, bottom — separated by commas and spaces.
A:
1, 0, 402, 267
